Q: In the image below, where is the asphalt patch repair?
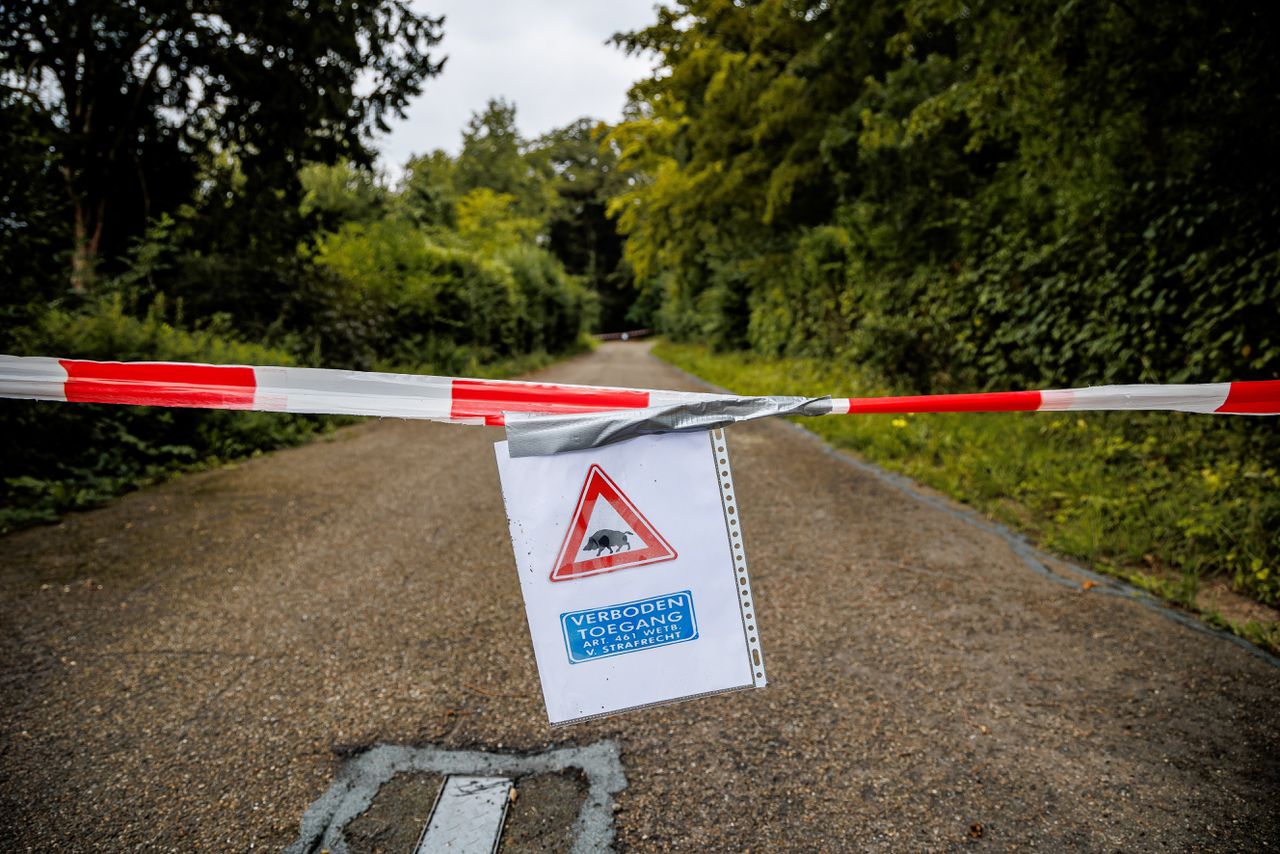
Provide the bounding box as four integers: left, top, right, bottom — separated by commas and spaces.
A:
344, 771, 444, 852
339, 769, 588, 854
286, 742, 622, 853
1, 342, 1278, 850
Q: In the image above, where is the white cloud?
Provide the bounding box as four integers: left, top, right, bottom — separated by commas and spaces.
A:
376, 0, 659, 174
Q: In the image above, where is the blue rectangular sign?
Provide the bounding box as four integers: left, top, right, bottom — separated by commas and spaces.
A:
561, 590, 698, 664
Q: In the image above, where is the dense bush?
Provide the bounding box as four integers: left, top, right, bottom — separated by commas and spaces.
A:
498, 243, 597, 354
310, 218, 589, 373
1, 299, 334, 532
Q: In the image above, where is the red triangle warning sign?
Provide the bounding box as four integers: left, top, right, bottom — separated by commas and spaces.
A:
550, 464, 677, 582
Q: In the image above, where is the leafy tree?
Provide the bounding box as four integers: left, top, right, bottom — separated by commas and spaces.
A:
454, 98, 553, 221
455, 188, 541, 250
394, 110, 635, 330
607, 0, 889, 344
1, 0, 444, 289
399, 150, 459, 228
532, 118, 636, 330
610, 0, 1280, 385
0, 96, 71, 326
300, 161, 389, 233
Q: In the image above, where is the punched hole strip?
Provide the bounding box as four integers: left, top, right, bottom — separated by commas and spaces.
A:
711, 428, 766, 688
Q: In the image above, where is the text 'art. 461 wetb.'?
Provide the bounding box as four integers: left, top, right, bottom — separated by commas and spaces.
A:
495, 429, 765, 725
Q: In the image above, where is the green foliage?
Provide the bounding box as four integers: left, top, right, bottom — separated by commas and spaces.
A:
612, 2, 1280, 632
0, 97, 69, 322
1, 12, 609, 535
607, 0, 866, 333
0, 212, 591, 533
2, 0, 445, 285
310, 218, 588, 373
1, 298, 332, 533
532, 118, 638, 330
656, 341, 1280, 648
455, 189, 543, 250
454, 99, 555, 221
311, 218, 518, 371
398, 151, 459, 228
497, 244, 598, 354
0, 97, 599, 534
747, 227, 860, 359
611, 0, 1280, 388
392, 103, 637, 332
299, 161, 389, 232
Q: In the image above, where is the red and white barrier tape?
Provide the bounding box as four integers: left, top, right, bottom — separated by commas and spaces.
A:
0, 355, 1276, 423
0, 355, 729, 425
828, 382, 1280, 415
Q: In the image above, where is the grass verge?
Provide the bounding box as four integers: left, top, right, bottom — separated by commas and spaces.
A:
653, 341, 1280, 654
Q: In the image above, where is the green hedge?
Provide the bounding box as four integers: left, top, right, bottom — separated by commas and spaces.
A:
310, 219, 590, 374
1, 299, 336, 533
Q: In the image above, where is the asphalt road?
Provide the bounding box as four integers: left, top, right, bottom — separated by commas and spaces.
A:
2, 342, 1278, 851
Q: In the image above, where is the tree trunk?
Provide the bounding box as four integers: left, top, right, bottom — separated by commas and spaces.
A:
66, 180, 105, 293
70, 198, 92, 293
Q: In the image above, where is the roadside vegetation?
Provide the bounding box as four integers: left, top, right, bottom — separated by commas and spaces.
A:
656, 341, 1279, 652
609, 2, 1278, 393
606, 2, 1278, 649
0, 99, 629, 532
1, 6, 636, 532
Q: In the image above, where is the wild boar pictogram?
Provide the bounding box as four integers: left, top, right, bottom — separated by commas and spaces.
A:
583, 529, 634, 557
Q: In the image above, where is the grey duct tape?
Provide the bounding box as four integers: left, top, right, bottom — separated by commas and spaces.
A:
504, 396, 834, 457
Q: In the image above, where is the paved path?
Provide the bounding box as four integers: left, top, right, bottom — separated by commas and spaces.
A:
1, 342, 1277, 851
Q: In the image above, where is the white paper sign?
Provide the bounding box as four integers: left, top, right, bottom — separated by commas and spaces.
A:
494, 429, 766, 725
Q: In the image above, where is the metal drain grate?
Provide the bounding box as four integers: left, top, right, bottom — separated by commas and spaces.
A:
415, 776, 512, 853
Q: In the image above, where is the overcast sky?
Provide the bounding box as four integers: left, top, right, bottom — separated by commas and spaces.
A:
374, 1, 660, 173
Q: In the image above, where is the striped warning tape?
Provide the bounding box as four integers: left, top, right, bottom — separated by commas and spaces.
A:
0, 355, 1276, 424
0, 355, 729, 425
827, 382, 1280, 415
